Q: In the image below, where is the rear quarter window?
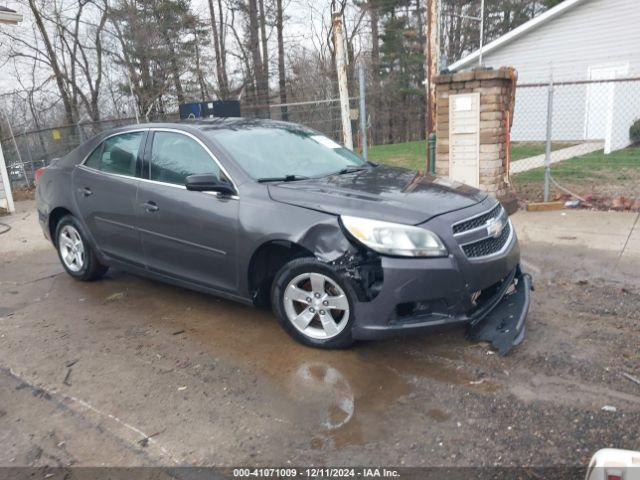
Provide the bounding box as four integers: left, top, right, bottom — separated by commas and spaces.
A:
83, 132, 144, 177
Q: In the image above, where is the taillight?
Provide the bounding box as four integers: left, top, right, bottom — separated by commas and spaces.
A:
34, 167, 45, 184
607, 471, 623, 480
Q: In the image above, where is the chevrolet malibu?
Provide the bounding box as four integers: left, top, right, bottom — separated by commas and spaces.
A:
36, 119, 531, 352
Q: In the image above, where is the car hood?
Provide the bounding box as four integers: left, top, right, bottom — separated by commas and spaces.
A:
267, 165, 487, 225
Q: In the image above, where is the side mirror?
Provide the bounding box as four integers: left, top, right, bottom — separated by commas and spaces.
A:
185, 174, 236, 196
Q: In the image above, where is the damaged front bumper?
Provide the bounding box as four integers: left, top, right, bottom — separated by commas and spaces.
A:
467, 266, 532, 355
349, 237, 532, 355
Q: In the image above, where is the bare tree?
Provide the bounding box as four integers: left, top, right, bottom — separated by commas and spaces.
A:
27, 0, 75, 123
258, 0, 270, 108
248, 0, 268, 114
208, 0, 230, 98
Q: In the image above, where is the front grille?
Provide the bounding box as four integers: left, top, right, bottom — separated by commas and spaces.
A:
462, 222, 511, 258
453, 204, 502, 234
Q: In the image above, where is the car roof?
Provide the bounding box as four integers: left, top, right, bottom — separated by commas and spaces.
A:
116, 117, 313, 134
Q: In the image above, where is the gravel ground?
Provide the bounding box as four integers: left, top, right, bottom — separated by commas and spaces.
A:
0, 204, 638, 470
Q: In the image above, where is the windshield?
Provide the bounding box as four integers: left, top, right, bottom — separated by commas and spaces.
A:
208, 125, 365, 180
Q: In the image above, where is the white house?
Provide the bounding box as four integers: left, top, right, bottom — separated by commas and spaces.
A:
449, 0, 640, 154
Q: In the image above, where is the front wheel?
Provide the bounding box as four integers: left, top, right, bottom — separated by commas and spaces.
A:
55, 215, 108, 281
271, 258, 356, 349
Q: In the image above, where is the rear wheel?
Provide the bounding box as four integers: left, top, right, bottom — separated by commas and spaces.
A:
55, 215, 108, 281
271, 258, 356, 349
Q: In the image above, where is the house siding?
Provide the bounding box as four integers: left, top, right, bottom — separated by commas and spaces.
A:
457, 0, 640, 151
480, 0, 640, 83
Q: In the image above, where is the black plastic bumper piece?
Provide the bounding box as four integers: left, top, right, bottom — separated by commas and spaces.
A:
468, 266, 532, 356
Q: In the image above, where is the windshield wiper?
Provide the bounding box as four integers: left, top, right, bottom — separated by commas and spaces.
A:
256, 175, 310, 183
333, 166, 369, 175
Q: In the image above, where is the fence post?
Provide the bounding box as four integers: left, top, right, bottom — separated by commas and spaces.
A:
358, 63, 367, 161
77, 122, 85, 143
332, 12, 353, 150
23, 127, 36, 181
543, 78, 554, 202
428, 132, 436, 174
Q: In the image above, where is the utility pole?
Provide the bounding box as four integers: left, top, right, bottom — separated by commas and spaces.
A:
332, 12, 353, 150
425, 0, 439, 172
479, 0, 485, 66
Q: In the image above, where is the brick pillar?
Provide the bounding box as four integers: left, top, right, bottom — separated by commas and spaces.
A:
434, 68, 517, 198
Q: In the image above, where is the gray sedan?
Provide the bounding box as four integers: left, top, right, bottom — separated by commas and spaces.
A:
36, 119, 531, 352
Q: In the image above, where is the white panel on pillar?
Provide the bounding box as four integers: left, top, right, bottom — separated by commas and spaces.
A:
449, 93, 480, 188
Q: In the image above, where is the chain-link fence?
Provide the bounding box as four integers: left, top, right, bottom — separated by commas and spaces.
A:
2, 71, 639, 212
240, 97, 357, 144
0, 116, 175, 188
0, 98, 354, 190
509, 77, 640, 208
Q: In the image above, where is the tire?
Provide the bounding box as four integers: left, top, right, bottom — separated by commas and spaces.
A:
55, 215, 108, 281
271, 257, 356, 349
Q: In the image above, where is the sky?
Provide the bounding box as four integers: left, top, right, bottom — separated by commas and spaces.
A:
0, 0, 369, 97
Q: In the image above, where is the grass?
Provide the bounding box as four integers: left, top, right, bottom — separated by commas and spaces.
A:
512, 146, 640, 202
512, 147, 640, 183
368, 140, 578, 170
368, 139, 640, 202
509, 141, 578, 161
368, 140, 429, 171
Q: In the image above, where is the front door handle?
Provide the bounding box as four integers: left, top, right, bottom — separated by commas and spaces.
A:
143, 201, 159, 213
78, 187, 93, 197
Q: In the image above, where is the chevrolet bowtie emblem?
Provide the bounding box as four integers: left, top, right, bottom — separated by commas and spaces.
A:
486, 218, 505, 238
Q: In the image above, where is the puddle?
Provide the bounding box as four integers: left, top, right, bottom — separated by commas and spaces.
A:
42, 268, 503, 448
287, 363, 354, 430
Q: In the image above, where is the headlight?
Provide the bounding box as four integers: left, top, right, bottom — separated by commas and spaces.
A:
340, 215, 448, 257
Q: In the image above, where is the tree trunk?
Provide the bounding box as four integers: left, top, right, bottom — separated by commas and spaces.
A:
276, 0, 288, 120
167, 41, 185, 104
370, 1, 381, 144
28, 0, 74, 124
248, 0, 267, 116
194, 24, 210, 102
258, 0, 270, 113
416, 0, 426, 140
208, 0, 229, 98
217, 0, 229, 95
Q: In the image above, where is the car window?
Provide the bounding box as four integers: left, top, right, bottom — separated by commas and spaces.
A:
150, 132, 221, 185
84, 132, 144, 177
84, 144, 102, 169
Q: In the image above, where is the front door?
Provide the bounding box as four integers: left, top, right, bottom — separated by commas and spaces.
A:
136, 130, 239, 292
72, 130, 146, 267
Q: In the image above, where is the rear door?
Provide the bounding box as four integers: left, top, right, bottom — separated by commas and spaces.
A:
136, 129, 239, 292
73, 130, 147, 267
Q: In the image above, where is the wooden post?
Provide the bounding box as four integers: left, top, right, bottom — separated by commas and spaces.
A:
332, 12, 353, 150
425, 0, 439, 169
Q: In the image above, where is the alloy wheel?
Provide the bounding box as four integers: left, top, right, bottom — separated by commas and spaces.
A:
58, 225, 85, 272
283, 272, 350, 340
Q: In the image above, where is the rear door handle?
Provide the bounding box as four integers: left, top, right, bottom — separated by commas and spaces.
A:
79, 187, 93, 197
143, 201, 159, 213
